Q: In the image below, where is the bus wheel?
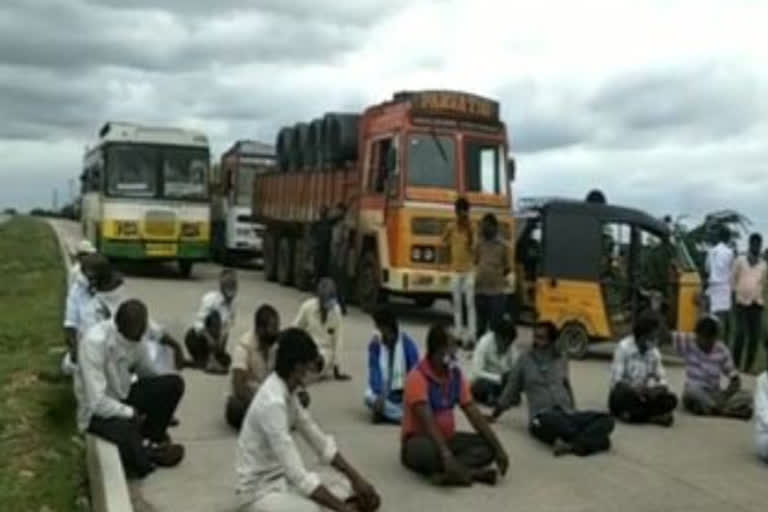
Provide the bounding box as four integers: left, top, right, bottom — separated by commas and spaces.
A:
277, 237, 294, 286
357, 250, 384, 313
557, 321, 590, 360
178, 260, 194, 278
263, 232, 277, 282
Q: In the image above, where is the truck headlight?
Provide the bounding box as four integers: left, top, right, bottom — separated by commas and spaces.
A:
411, 245, 436, 263
181, 223, 201, 237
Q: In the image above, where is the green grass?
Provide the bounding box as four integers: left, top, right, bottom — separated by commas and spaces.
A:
0, 217, 86, 511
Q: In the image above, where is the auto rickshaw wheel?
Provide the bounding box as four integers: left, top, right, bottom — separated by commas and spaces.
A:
557, 322, 590, 360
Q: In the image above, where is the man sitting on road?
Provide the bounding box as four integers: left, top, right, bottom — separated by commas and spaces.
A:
61, 252, 101, 376
608, 312, 679, 427
755, 370, 768, 462
226, 305, 280, 430
235, 328, 381, 512
401, 323, 508, 486
185, 268, 238, 374
75, 300, 185, 478
294, 278, 351, 381
364, 306, 419, 424
68, 239, 97, 286
470, 316, 519, 408
492, 322, 615, 457
673, 317, 753, 419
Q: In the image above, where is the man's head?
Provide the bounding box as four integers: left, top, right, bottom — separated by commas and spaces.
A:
585, 189, 607, 204
492, 316, 517, 351
372, 306, 398, 345
275, 328, 320, 389
695, 316, 719, 353
533, 321, 557, 348
426, 323, 458, 372
481, 213, 499, 241
316, 278, 337, 310
91, 257, 124, 293
220, 269, 238, 301
319, 205, 330, 219
633, 310, 660, 353
749, 233, 763, 256
454, 197, 470, 222
80, 253, 103, 284
254, 304, 280, 347
115, 299, 148, 343
75, 239, 97, 262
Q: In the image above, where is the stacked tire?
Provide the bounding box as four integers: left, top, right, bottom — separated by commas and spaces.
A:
274, 113, 360, 172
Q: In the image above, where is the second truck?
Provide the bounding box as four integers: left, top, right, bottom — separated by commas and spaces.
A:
252, 90, 516, 311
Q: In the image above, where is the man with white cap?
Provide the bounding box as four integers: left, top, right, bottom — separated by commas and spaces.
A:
61, 251, 101, 376
69, 239, 97, 286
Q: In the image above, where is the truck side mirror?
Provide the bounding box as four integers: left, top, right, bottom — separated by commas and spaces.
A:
507, 158, 516, 181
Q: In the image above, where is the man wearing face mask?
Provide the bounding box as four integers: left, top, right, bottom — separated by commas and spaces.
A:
235, 328, 381, 512
226, 305, 281, 430
75, 300, 185, 479
401, 324, 508, 486
608, 311, 678, 426
186, 269, 239, 374
294, 278, 351, 381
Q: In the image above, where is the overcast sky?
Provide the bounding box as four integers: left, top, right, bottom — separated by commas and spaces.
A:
1, 0, 767, 232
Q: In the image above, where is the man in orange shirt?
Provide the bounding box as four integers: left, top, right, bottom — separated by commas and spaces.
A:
401, 324, 508, 486
442, 197, 476, 347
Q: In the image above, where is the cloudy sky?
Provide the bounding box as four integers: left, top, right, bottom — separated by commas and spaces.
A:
2, 0, 767, 232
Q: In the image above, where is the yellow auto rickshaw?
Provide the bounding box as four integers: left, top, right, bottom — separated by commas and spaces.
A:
515, 198, 701, 358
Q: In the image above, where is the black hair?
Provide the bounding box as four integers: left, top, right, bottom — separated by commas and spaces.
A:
254, 304, 279, 330
426, 323, 451, 356
482, 213, 498, 226
749, 232, 762, 245
220, 268, 237, 281
115, 299, 147, 334
633, 310, 660, 339
372, 306, 398, 334
454, 197, 469, 214
718, 227, 731, 243
586, 189, 606, 204
275, 328, 320, 379
695, 316, 719, 339
535, 321, 559, 343
492, 316, 517, 341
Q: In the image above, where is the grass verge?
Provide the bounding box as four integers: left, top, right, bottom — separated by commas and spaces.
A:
0, 217, 86, 511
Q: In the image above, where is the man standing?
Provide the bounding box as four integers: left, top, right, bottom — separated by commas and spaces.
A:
608, 312, 678, 426
705, 228, 735, 341
226, 305, 281, 430
492, 322, 615, 457
313, 204, 345, 283
365, 307, 420, 424
474, 213, 512, 339
673, 317, 752, 419
185, 269, 238, 374
442, 197, 476, 347
755, 370, 768, 462
401, 324, 508, 486
294, 278, 351, 381
235, 328, 381, 512
75, 300, 185, 478
731, 233, 767, 372
470, 316, 519, 408
329, 202, 349, 315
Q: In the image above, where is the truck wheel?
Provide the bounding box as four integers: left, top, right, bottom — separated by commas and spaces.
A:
293, 237, 311, 291
357, 250, 384, 313
556, 321, 590, 360
263, 232, 277, 281
178, 261, 193, 278
277, 237, 294, 286
414, 297, 435, 309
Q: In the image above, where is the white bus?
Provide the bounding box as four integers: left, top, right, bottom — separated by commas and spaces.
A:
80, 122, 211, 276
210, 140, 275, 263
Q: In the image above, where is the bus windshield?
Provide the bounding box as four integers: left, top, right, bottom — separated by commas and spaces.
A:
163, 148, 209, 200
407, 134, 456, 188
106, 146, 158, 198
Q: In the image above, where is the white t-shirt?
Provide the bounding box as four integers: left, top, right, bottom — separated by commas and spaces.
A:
706, 243, 735, 312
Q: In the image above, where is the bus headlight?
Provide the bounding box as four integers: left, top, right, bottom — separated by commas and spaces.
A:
181, 223, 201, 237
115, 221, 138, 237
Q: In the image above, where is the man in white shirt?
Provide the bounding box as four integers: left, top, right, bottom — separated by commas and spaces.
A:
185, 268, 238, 374
470, 316, 519, 407
755, 371, 768, 462
68, 239, 97, 286
608, 312, 678, 427
235, 328, 381, 512
61, 252, 101, 376
294, 278, 350, 381
731, 233, 767, 372
227, 304, 280, 430
76, 300, 185, 479
705, 228, 735, 340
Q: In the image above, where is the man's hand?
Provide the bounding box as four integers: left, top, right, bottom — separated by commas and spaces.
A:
441, 451, 472, 485
350, 477, 381, 512
297, 389, 311, 408
494, 447, 509, 476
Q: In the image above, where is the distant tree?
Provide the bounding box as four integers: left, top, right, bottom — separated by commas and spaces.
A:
3, 208, 17, 216
672, 210, 752, 277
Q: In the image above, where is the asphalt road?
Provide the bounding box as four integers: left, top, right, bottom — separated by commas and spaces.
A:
48, 220, 767, 512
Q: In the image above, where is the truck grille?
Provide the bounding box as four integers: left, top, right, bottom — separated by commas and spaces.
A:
411, 217, 450, 236
144, 210, 177, 237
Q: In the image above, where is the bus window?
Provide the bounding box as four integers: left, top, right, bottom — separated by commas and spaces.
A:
107, 146, 157, 197
163, 148, 209, 200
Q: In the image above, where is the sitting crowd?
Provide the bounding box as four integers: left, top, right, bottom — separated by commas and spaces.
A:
62, 241, 768, 511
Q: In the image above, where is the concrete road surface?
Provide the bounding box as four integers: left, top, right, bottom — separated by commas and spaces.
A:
48, 220, 767, 512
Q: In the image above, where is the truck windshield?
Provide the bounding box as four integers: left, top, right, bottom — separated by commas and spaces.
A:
106, 146, 158, 198
163, 148, 209, 200
465, 140, 506, 195
407, 134, 456, 188
236, 165, 261, 206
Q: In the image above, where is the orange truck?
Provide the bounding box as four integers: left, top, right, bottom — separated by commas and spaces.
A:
252, 90, 516, 311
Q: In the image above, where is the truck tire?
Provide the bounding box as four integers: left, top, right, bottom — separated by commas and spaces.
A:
322, 113, 360, 166
357, 250, 385, 313
414, 297, 435, 309
277, 236, 294, 286
293, 235, 312, 291
263, 231, 278, 281
276, 127, 293, 172
178, 260, 193, 278
306, 118, 323, 169
290, 123, 310, 171
556, 321, 590, 360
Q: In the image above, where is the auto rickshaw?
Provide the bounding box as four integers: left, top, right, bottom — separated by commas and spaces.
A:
515, 198, 701, 358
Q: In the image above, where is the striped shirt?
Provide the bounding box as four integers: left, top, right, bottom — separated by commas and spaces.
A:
672, 332, 737, 393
